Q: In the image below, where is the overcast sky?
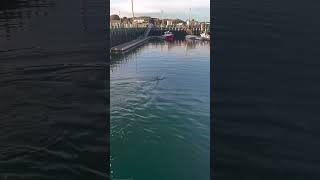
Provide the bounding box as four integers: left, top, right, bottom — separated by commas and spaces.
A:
110, 0, 210, 22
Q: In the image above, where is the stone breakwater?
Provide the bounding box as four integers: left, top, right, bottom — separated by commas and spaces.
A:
110, 27, 146, 47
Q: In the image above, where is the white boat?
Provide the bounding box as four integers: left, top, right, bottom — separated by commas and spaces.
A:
185, 35, 204, 41
200, 32, 210, 40
185, 35, 199, 40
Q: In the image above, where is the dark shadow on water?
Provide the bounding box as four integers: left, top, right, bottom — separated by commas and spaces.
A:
0, 0, 54, 40
0, 0, 108, 179
0, 0, 52, 11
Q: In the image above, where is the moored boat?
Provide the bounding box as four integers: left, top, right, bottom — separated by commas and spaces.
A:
185, 35, 197, 40
162, 31, 174, 41
185, 35, 203, 41
200, 32, 210, 40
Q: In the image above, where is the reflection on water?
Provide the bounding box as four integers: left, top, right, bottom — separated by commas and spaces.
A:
0, 0, 108, 179
111, 40, 210, 180
111, 40, 210, 66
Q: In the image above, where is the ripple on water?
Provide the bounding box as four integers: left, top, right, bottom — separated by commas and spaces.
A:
111, 40, 210, 180
0, 63, 108, 179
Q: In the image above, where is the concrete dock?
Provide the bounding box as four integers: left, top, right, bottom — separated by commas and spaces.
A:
110, 36, 162, 54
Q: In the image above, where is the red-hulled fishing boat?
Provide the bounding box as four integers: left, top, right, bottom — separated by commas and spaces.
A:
162, 31, 174, 41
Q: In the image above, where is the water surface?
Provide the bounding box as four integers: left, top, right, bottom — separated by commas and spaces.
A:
213, 0, 320, 179
111, 40, 210, 180
0, 0, 108, 179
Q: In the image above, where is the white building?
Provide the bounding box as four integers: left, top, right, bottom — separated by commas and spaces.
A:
133, 18, 145, 24
176, 22, 184, 27
110, 14, 121, 27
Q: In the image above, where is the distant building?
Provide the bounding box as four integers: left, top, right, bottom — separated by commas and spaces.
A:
121, 17, 132, 28
151, 18, 161, 26
187, 19, 199, 28
193, 21, 199, 27
200, 23, 205, 30
186, 20, 191, 27
161, 19, 166, 27
133, 18, 145, 24
176, 22, 184, 27
166, 20, 173, 26
172, 19, 184, 25
185, 19, 199, 28
110, 14, 121, 27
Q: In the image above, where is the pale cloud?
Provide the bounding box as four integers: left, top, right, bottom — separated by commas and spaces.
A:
110, 0, 210, 21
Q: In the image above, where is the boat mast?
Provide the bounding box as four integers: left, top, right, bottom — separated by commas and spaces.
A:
131, 0, 135, 19
161, 10, 163, 27
188, 8, 191, 29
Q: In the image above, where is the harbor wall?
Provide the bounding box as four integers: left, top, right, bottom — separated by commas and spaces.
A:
110, 26, 208, 48
110, 27, 146, 47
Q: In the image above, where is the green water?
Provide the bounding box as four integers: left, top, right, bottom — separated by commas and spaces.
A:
111, 40, 210, 180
